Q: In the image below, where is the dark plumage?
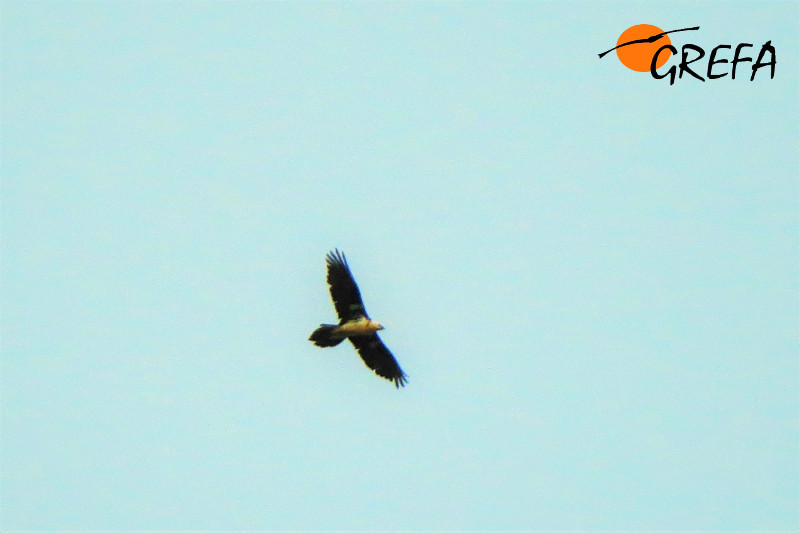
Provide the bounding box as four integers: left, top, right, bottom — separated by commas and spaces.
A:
309, 249, 408, 388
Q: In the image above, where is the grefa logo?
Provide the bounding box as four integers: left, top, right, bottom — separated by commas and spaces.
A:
598, 25, 776, 84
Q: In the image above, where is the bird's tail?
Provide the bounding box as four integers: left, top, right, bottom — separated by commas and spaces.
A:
309, 324, 344, 347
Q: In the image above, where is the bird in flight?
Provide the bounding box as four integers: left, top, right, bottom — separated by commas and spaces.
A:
309, 249, 408, 388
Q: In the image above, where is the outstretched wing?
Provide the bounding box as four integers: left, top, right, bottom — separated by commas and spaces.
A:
326, 249, 368, 322
349, 334, 408, 388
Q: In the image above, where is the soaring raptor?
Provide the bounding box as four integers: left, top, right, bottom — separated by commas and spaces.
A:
309, 249, 408, 388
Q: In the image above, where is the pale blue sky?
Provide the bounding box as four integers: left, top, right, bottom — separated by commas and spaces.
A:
2, 1, 798, 530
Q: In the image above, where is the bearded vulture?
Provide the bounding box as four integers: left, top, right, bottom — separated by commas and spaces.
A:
309, 249, 408, 388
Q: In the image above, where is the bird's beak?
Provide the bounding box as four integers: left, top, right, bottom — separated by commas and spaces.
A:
375, 322, 384, 331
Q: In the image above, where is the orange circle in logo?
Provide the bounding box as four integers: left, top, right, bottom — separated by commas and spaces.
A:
616, 24, 671, 72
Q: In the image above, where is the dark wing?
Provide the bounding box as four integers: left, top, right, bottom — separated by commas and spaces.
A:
326, 249, 368, 321
349, 334, 408, 388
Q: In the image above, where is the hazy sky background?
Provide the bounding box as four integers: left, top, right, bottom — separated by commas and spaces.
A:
2, 1, 797, 530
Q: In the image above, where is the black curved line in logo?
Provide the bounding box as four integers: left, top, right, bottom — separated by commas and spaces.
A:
598, 26, 700, 59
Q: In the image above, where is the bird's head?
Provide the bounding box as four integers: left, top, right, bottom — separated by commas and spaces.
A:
368, 320, 384, 332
